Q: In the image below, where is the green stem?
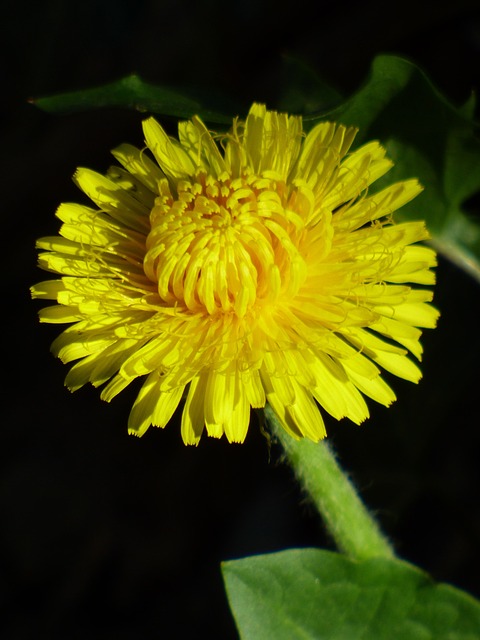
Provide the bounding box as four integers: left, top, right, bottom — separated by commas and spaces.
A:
265, 404, 395, 561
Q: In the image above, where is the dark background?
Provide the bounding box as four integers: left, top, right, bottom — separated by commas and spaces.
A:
2, 1, 480, 638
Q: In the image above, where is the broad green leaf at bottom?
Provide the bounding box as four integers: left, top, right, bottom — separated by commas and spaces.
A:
222, 548, 480, 640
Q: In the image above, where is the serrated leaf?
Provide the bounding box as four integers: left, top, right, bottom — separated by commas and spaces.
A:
32, 74, 234, 124
222, 548, 480, 640
305, 54, 480, 282
306, 54, 474, 135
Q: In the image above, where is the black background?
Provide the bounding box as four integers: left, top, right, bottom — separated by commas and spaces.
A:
2, 1, 480, 638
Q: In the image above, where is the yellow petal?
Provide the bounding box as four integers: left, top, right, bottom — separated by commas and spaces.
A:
143, 117, 196, 180
181, 374, 207, 445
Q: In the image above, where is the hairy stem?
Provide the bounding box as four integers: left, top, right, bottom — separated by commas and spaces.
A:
266, 405, 395, 561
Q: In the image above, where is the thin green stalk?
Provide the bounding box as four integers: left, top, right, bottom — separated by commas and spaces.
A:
265, 404, 395, 561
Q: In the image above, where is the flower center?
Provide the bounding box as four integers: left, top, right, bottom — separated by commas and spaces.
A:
144, 171, 307, 318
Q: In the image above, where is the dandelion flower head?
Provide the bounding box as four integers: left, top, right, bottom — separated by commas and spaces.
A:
32, 104, 439, 444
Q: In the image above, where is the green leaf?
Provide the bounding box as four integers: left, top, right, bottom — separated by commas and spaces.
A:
306, 54, 475, 135
306, 54, 480, 282
222, 548, 480, 640
32, 74, 234, 124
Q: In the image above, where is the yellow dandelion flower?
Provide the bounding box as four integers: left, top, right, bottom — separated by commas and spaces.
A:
32, 103, 439, 445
